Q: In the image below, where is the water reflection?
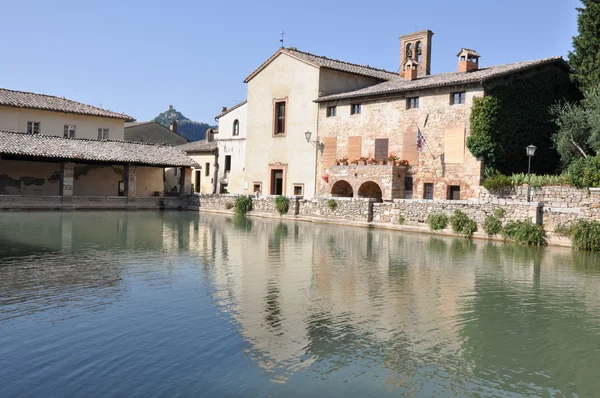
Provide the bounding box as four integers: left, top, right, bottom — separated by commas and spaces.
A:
1, 212, 600, 397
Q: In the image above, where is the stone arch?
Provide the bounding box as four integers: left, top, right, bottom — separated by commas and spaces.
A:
416, 41, 423, 62
358, 181, 383, 202
331, 180, 353, 197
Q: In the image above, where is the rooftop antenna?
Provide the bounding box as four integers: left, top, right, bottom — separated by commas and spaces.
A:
280, 30, 285, 48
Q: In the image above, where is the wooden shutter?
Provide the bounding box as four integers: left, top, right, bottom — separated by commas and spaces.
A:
374, 139, 389, 161
322, 137, 337, 168
402, 126, 418, 165
444, 126, 465, 164
347, 136, 362, 160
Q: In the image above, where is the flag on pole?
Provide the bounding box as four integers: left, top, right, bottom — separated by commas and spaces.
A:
416, 127, 426, 152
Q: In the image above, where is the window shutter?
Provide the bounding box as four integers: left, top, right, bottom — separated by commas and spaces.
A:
347, 136, 362, 160
322, 137, 337, 168
374, 139, 389, 161
444, 126, 465, 163
402, 126, 419, 165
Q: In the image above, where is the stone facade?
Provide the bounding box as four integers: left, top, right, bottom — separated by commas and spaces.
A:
298, 198, 373, 221
316, 86, 485, 202
324, 165, 408, 201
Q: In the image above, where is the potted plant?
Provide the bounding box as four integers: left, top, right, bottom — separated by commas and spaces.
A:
341, 157, 349, 165
351, 159, 360, 165
335, 159, 341, 166
380, 157, 388, 165
360, 157, 368, 165
322, 174, 330, 183
367, 157, 378, 165
388, 154, 399, 165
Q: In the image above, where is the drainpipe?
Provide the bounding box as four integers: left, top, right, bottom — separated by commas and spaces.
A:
213, 148, 219, 194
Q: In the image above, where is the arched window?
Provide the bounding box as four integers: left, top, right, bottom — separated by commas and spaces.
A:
416, 41, 423, 62
406, 43, 413, 60
233, 119, 239, 136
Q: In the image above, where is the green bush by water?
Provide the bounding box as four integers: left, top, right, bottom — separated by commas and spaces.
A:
501, 220, 547, 246
234, 196, 252, 215
225, 202, 234, 210
570, 220, 600, 251
427, 213, 448, 231
397, 215, 405, 225
482, 172, 513, 191
483, 215, 502, 236
327, 199, 338, 211
449, 210, 478, 238
275, 196, 290, 215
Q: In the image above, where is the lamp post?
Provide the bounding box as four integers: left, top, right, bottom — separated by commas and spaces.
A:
304, 131, 320, 148
526, 145, 537, 202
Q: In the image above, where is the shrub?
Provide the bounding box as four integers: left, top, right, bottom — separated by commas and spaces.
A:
510, 173, 570, 188
483, 215, 502, 236
225, 202, 234, 210
427, 213, 448, 231
449, 210, 478, 238
570, 220, 600, 251
482, 172, 513, 191
554, 223, 574, 237
397, 215, 405, 225
327, 199, 338, 211
493, 208, 506, 218
234, 196, 252, 215
275, 196, 290, 215
567, 155, 600, 188
501, 220, 547, 246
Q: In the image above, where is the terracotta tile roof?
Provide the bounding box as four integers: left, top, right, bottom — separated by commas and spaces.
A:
177, 139, 218, 153
244, 48, 399, 83
0, 130, 197, 167
315, 56, 568, 102
0, 88, 132, 120
215, 100, 247, 120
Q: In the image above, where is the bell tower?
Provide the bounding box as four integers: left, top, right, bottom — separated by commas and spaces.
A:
399, 30, 434, 78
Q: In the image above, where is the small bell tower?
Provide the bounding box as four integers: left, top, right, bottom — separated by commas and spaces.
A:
399, 30, 434, 77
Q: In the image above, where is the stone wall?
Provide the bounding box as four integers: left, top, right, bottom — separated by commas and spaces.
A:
372, 199, 541, 225
298, 198, 373, 221
477, 185, 590, 208
324, 165, 407, 201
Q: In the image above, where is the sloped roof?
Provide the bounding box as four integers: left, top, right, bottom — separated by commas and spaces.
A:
315, 56, 568, 102
215, 100, 247, 120
124, 121, 188, 145
0, 130, 197, 167
244, 48, 399, 83
0, 88, 132, 120
177, 139, 218, 153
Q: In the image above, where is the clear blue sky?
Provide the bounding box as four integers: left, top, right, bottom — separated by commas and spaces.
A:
0, 0, 580, 123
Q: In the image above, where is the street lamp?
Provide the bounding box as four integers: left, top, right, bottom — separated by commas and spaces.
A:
526, 144, 537, 202
304, 131, 321, 148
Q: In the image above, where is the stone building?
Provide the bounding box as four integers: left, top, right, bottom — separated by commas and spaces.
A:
215, 100, 247, 194
124, 120, 188, 146
177, 131, 219, 195
0, 87, 130, 140
314, 30, 573, 201
0, 130, 197, 210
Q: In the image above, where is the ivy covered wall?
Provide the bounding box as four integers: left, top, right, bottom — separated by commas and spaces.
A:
467, 65, 581, 175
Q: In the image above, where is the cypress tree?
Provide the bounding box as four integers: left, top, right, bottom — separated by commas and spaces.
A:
569, 0, 600, 92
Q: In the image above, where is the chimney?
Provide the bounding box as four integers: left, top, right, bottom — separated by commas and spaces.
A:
169, 120, 178, 134
404, 59, 419, 81
168, 105, 173, 111
400, 30, 434, 77
207, 128, 214, 142
221, 106, 227, 113
457, 48, 480, 72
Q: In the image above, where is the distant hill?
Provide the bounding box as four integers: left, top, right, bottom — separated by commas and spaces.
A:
153, 106, 216, 142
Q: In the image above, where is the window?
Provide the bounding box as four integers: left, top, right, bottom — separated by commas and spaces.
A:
293, 184, 304, 196
233, 119, 239, 136
195, 170, 201, 193
64, 125, 76, 138
253, 183, 262, 196
448, 185, 461, 200
205, 162, 210, 177
404, 177, 413, 199
98, 128, 109, 140
407, 97, 419, 109
326, 106, 337, 117
274, 100, 286, 135
224, 155, 231, 172
350, 104, 361, 115
27, 121, 40, 134
423, 183, 434, 200
451, 92, 466, 105
270, 169, 284, 195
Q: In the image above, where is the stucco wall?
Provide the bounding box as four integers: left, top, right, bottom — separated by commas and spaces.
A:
136, 166, 163, 197
319, 69, 382, 96
217, 103, 247, 194
317, 85, 485, 200
0, 159, 61, 195
0, 106, 125, 140
189, 153, 216, 194
245, 53, 320, 198
72, 164, 123, 196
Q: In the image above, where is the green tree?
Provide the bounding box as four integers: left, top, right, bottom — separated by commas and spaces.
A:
568, 0, 600, 92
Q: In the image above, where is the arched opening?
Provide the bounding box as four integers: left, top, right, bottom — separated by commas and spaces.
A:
358, 181, 383, 202
406, 43, 414, 60
331, 180, 353, 197
416, 41, 423, 62
232, 119, 239, 136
